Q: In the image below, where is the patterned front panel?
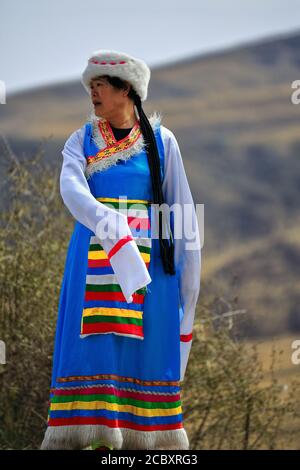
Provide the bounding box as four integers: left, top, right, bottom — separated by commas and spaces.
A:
80, 197, 152, 340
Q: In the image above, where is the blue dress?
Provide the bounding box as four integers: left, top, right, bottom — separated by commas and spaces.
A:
41, 117, 189, 450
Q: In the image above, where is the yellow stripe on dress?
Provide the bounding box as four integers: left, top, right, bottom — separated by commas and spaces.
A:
88, 250, 150, 263
96, 197, 151, 204
83, 307, 143, 319
50, 401, 183, 417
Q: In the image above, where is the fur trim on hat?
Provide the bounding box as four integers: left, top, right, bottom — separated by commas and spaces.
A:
81, 49, 151, 101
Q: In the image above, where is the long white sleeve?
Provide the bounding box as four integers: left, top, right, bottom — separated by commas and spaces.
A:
60, 126, 152, 303
161, 126, 201, 382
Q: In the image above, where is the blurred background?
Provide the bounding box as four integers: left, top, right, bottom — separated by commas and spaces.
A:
0, 0, 300, 450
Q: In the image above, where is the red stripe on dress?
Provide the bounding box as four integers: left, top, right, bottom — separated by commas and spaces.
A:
53, 386, 181, 402
84, 291, 145, 304
88, 259, 150, 269
48, 416, 183, 431
180, 333, 193, 342
82, 322, 143, 337
88, 258, 111, 268
108, 235, 133, 259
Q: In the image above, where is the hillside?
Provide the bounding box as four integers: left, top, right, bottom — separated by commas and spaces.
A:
1, 29, 300, 337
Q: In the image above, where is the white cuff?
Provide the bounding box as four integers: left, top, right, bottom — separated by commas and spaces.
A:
108, 239, 152, 303
92, 208, 152, 303
180, 339, 193, 382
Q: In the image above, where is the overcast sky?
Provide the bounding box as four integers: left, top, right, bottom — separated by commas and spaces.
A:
1, 0, 300, 95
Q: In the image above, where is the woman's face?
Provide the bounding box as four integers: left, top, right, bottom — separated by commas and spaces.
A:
90, 77, 127, 118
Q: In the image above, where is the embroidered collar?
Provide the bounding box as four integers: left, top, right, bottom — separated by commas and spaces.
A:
85, 110, 162, 179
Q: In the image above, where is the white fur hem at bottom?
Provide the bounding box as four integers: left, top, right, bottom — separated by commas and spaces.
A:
40, 425, 189, 450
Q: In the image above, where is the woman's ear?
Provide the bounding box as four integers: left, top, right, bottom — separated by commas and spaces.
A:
123, 81, 132, 97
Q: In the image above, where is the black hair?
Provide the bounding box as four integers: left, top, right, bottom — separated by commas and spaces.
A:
97, 75, 175, 275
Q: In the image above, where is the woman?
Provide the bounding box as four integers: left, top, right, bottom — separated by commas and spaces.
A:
41, 49, 201, 450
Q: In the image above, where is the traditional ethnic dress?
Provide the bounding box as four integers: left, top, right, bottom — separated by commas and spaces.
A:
41, 111, 201, 450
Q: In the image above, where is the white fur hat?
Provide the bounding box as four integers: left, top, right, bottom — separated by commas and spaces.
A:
81, 49, 151, 101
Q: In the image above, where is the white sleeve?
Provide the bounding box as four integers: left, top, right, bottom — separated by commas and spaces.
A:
161, 126, 201, 382
60, 126, 152, 303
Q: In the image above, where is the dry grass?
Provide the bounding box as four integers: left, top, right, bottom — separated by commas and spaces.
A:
182, 295, 300, 450
0, 140, 299, 450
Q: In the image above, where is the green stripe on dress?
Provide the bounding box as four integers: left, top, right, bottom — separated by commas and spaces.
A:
83, 315, 143, 326
51, 394, 181, 409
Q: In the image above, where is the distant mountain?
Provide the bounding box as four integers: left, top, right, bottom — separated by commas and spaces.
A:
1, 29, 300, 337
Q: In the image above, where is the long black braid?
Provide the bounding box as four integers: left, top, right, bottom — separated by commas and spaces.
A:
133, 95, 175, 275
100, 75, 175, 275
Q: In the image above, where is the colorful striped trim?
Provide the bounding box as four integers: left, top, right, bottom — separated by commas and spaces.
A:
55, 373, 180, 386
80, 198, 152, 340
180, 333, 193, 342
100, 117, 140, 147
86, 120, 142, 165
84, 111, 162, 178
46, 374, 183, 431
